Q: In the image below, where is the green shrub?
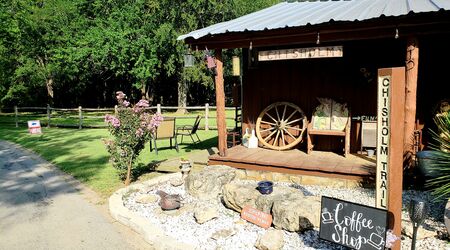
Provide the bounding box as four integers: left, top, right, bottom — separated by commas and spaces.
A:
425, 112, 450, 200
103, 91, 162, 185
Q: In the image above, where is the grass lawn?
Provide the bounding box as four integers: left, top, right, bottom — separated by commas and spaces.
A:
0, 123, 219, 198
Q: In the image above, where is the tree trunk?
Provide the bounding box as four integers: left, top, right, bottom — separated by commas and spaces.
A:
46, 78, 54, 98
140, 80, 151, 100
124, 153, 134, 186
176, 77, 188, 114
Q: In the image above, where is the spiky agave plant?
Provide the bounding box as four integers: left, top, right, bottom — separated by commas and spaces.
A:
425, 113, 450, 200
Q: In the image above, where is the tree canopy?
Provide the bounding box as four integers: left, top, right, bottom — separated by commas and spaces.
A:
0, 0, 279, 108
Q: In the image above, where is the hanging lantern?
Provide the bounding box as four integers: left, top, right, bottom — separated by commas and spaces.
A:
184, 52, 195, 68
232, 56, 240, 76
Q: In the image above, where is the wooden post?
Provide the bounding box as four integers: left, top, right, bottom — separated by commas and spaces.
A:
205, 103, 209, 131
404, 37, 419, 168
157, 104, 161, 114
14, 106, 18, 127
215, 49, 227, 156
47, 104, 51, 128
78, 106, 82, 129
376, 68, 405, 250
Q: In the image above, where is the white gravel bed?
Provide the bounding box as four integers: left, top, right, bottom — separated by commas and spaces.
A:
123, 180, 449, 250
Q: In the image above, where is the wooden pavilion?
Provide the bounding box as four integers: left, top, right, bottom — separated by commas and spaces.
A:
178, 0, 450, 182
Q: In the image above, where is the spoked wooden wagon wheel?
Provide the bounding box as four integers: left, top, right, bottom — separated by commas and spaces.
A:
256, 102, 307, 150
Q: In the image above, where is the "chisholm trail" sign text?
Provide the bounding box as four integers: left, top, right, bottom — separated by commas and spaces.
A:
376, 75, 391, 209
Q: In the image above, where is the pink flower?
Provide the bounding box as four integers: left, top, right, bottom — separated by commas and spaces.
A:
116, 91, 126, 101
123, 100, 130, 107
104, 114, 120, 128
147, 113, 163, 132
135, 128, 144, 137
135, 99, 149, 107
133, 99, 150, 113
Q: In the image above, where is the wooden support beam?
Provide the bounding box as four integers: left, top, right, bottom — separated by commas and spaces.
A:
215, 49, 227, 156
404, 37, 419, 167
377, 68, 405, 250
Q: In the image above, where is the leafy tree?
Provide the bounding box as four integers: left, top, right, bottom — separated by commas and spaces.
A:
0, 0, 280, 108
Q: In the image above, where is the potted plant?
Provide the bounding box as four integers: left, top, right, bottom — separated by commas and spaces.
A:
423, 111, 450, 233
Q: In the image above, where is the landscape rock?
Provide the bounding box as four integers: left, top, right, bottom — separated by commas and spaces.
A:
135, 194, 158, 204
272, 195, 321, 232
222, 181, 260, 212
140, 184, 156, 194
222, 181, 304, 214
194, 204, 219, 224
255, 186, 303, 213
211, 228, 236, 240
185, 165, 236, 200
255, 228, 284, 250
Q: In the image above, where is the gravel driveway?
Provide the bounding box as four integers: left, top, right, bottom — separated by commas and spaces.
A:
0, 140, 152, 250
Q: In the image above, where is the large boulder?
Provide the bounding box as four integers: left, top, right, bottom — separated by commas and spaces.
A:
255, 186, 304, 213
222, 181, 304, 214
272, 195, 321, 232
222, 181, 261, 211
185, 165, 236, 200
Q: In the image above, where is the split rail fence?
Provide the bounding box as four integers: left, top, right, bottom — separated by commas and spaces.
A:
2, 104, 238, 130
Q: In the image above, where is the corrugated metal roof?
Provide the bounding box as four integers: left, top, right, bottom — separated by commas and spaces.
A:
178, 0, 450, 40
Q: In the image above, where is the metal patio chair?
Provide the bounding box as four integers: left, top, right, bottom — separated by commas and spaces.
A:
176, 115, 202, 144
150, 117, 179, 154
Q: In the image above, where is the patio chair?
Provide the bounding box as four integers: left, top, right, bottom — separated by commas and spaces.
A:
176, 115, 202, 144
150, 117, 179, 155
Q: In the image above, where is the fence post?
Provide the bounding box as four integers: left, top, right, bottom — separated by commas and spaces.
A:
78, 106, 83, 129
157, 104, 161, 114
114, 105, 118, 116
205, 103, 209, 131
47, 104, 51, 128
14, 106, 18, 127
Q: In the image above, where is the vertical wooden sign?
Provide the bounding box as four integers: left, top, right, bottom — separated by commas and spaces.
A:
376, 67, 405, 250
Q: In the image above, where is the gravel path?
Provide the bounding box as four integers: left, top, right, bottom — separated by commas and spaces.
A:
124, 179, 450, 250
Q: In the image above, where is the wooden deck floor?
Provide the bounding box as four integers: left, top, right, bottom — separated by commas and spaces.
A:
209, 145, 376, 181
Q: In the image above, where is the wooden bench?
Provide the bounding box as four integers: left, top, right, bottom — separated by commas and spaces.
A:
306, 100, 350, 157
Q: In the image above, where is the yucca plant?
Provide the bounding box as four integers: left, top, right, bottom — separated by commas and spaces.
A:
425, 112, 450, 200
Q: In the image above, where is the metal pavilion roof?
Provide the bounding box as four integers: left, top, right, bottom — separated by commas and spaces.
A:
178, 0, 450, 41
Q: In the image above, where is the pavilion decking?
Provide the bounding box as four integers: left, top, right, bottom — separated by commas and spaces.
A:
208, 145, 376, 182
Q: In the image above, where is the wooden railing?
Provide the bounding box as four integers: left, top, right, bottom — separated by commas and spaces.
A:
4, 104, 238, 130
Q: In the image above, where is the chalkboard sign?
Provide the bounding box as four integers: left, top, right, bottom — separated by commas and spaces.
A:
319, 196, 387, 250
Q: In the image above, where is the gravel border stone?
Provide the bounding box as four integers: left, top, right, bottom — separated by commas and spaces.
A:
109, 172, 195, 250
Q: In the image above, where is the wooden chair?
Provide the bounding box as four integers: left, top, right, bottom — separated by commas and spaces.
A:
307, 100, 351, 157
150, 117, 179, 155
176, 115, 201, 144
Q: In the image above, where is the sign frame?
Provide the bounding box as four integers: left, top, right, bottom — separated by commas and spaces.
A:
319, 196, 388, 250
258, 46, 343, 61
27, 120, 42, 134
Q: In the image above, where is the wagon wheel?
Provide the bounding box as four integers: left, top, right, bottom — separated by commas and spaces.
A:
256, 102, 307, 150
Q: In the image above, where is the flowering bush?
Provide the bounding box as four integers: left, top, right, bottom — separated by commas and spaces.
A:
104, 91, 163, 185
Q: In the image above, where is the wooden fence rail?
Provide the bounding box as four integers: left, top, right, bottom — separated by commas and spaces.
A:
8, 104, 237, 130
